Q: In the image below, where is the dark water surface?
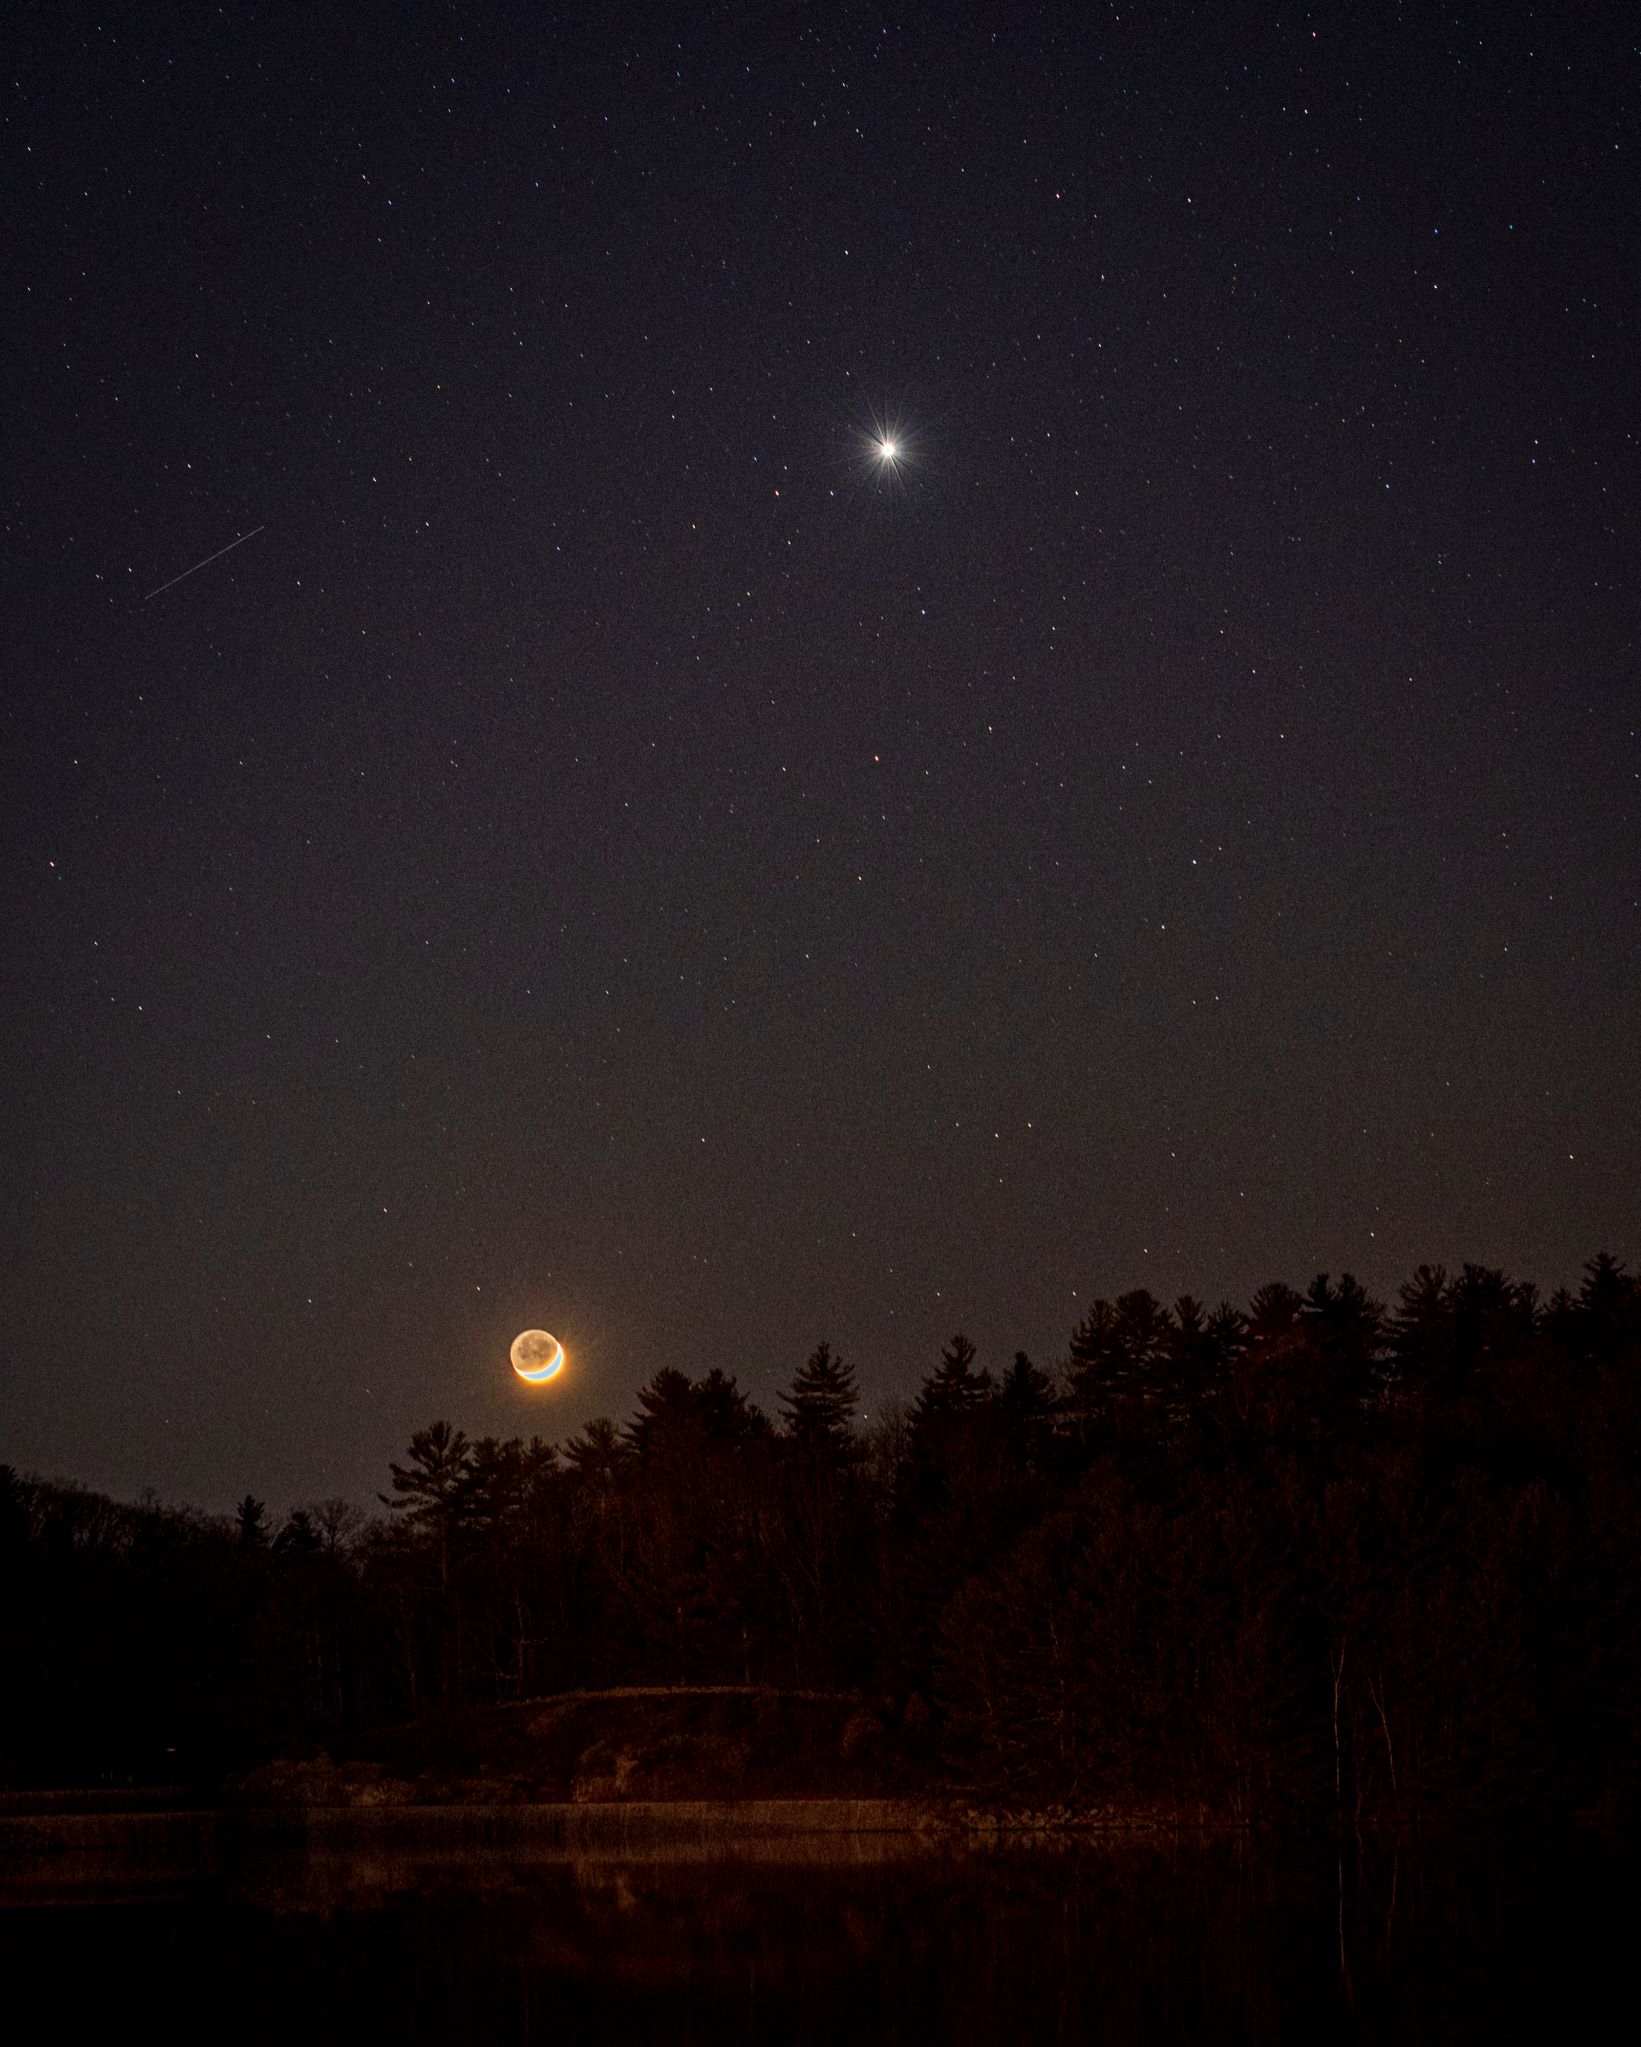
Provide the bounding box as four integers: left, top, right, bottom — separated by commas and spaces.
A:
2, 1816, 1635, 2042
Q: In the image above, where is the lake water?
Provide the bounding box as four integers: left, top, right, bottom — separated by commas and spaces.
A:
2, 1815, 1635, 2041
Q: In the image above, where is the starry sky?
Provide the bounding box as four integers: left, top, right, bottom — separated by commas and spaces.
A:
6, 1, 1638, 1511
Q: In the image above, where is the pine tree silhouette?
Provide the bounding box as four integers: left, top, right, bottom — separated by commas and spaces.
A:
780, 1342, 861, 1451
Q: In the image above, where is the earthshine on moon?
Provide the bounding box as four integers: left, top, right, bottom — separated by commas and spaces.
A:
510, 1329, 564, 1383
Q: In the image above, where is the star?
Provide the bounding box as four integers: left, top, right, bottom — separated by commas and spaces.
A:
852, 412, 915, 495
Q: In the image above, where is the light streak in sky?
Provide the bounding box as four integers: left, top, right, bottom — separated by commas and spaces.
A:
142, 525, 265, 602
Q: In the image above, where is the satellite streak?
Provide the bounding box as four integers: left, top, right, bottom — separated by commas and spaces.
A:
142, 525, 265, 602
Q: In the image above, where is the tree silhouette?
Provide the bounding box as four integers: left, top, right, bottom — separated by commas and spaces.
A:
235, 1494, 270, 1555
1300, 1272, 1384, 1424
1168, 1296, 1243, 1426
381, 1420, 476, 1705
1576, 1252, 1641, 1366
1065, 1291, 1175, 1437
274, 1507, 320, 1556
911, 1333, 991, 1429
997, 1352, 1056, 1466
779, 1342, 861, 1452
626, 1367, 702, 1461
563, 1416, 627, 1486
4, 1249, 1639, 1823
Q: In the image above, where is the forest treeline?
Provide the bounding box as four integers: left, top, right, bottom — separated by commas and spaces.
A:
4, 1254, 1639, 1822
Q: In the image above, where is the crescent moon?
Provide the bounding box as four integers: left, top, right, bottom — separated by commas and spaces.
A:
510, 1329, 564, 1382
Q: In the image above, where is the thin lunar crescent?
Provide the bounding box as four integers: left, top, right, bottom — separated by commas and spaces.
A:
511, 1329, 564, 1382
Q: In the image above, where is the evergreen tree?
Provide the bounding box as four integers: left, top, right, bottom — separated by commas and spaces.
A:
381, 1419, 476, 1669
779, 1342, 860, 1451
1577, 1252, 1641, 1366
693, 1367, 771, 1444
911, 1333, 991, 1429
626, 1367, 699, 1460
1448, 1264, 1536, 1390
274, 1508, 320, 1556
997, 1351, 1056, 1463
1391, 1265, 1538, 1404
1301, 1271, 1384, 1418
1233, 1281, 1310, 1436
1065, 1290, 1174, 1432
1245, 1280, 1304, 1344
383, 1421, 474, 1534
895, 1335, 995, 1536
1388, 1264, 1451, 1397
563, 1416, 628, 1488
627, 1366, 770, 1461
235, 1494, 270, 1555
1165, 1296, 1241, 1430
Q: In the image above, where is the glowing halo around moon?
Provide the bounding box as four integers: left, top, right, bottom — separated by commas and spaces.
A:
510, 1329, 565, 1383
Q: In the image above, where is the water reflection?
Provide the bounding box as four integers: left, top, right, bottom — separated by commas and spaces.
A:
2, 1821, 1635, 2042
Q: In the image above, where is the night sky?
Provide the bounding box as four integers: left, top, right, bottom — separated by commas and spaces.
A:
6, 2, 1638, 1511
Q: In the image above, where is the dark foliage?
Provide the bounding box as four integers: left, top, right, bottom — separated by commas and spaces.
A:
3, 1255, 1638, 1821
